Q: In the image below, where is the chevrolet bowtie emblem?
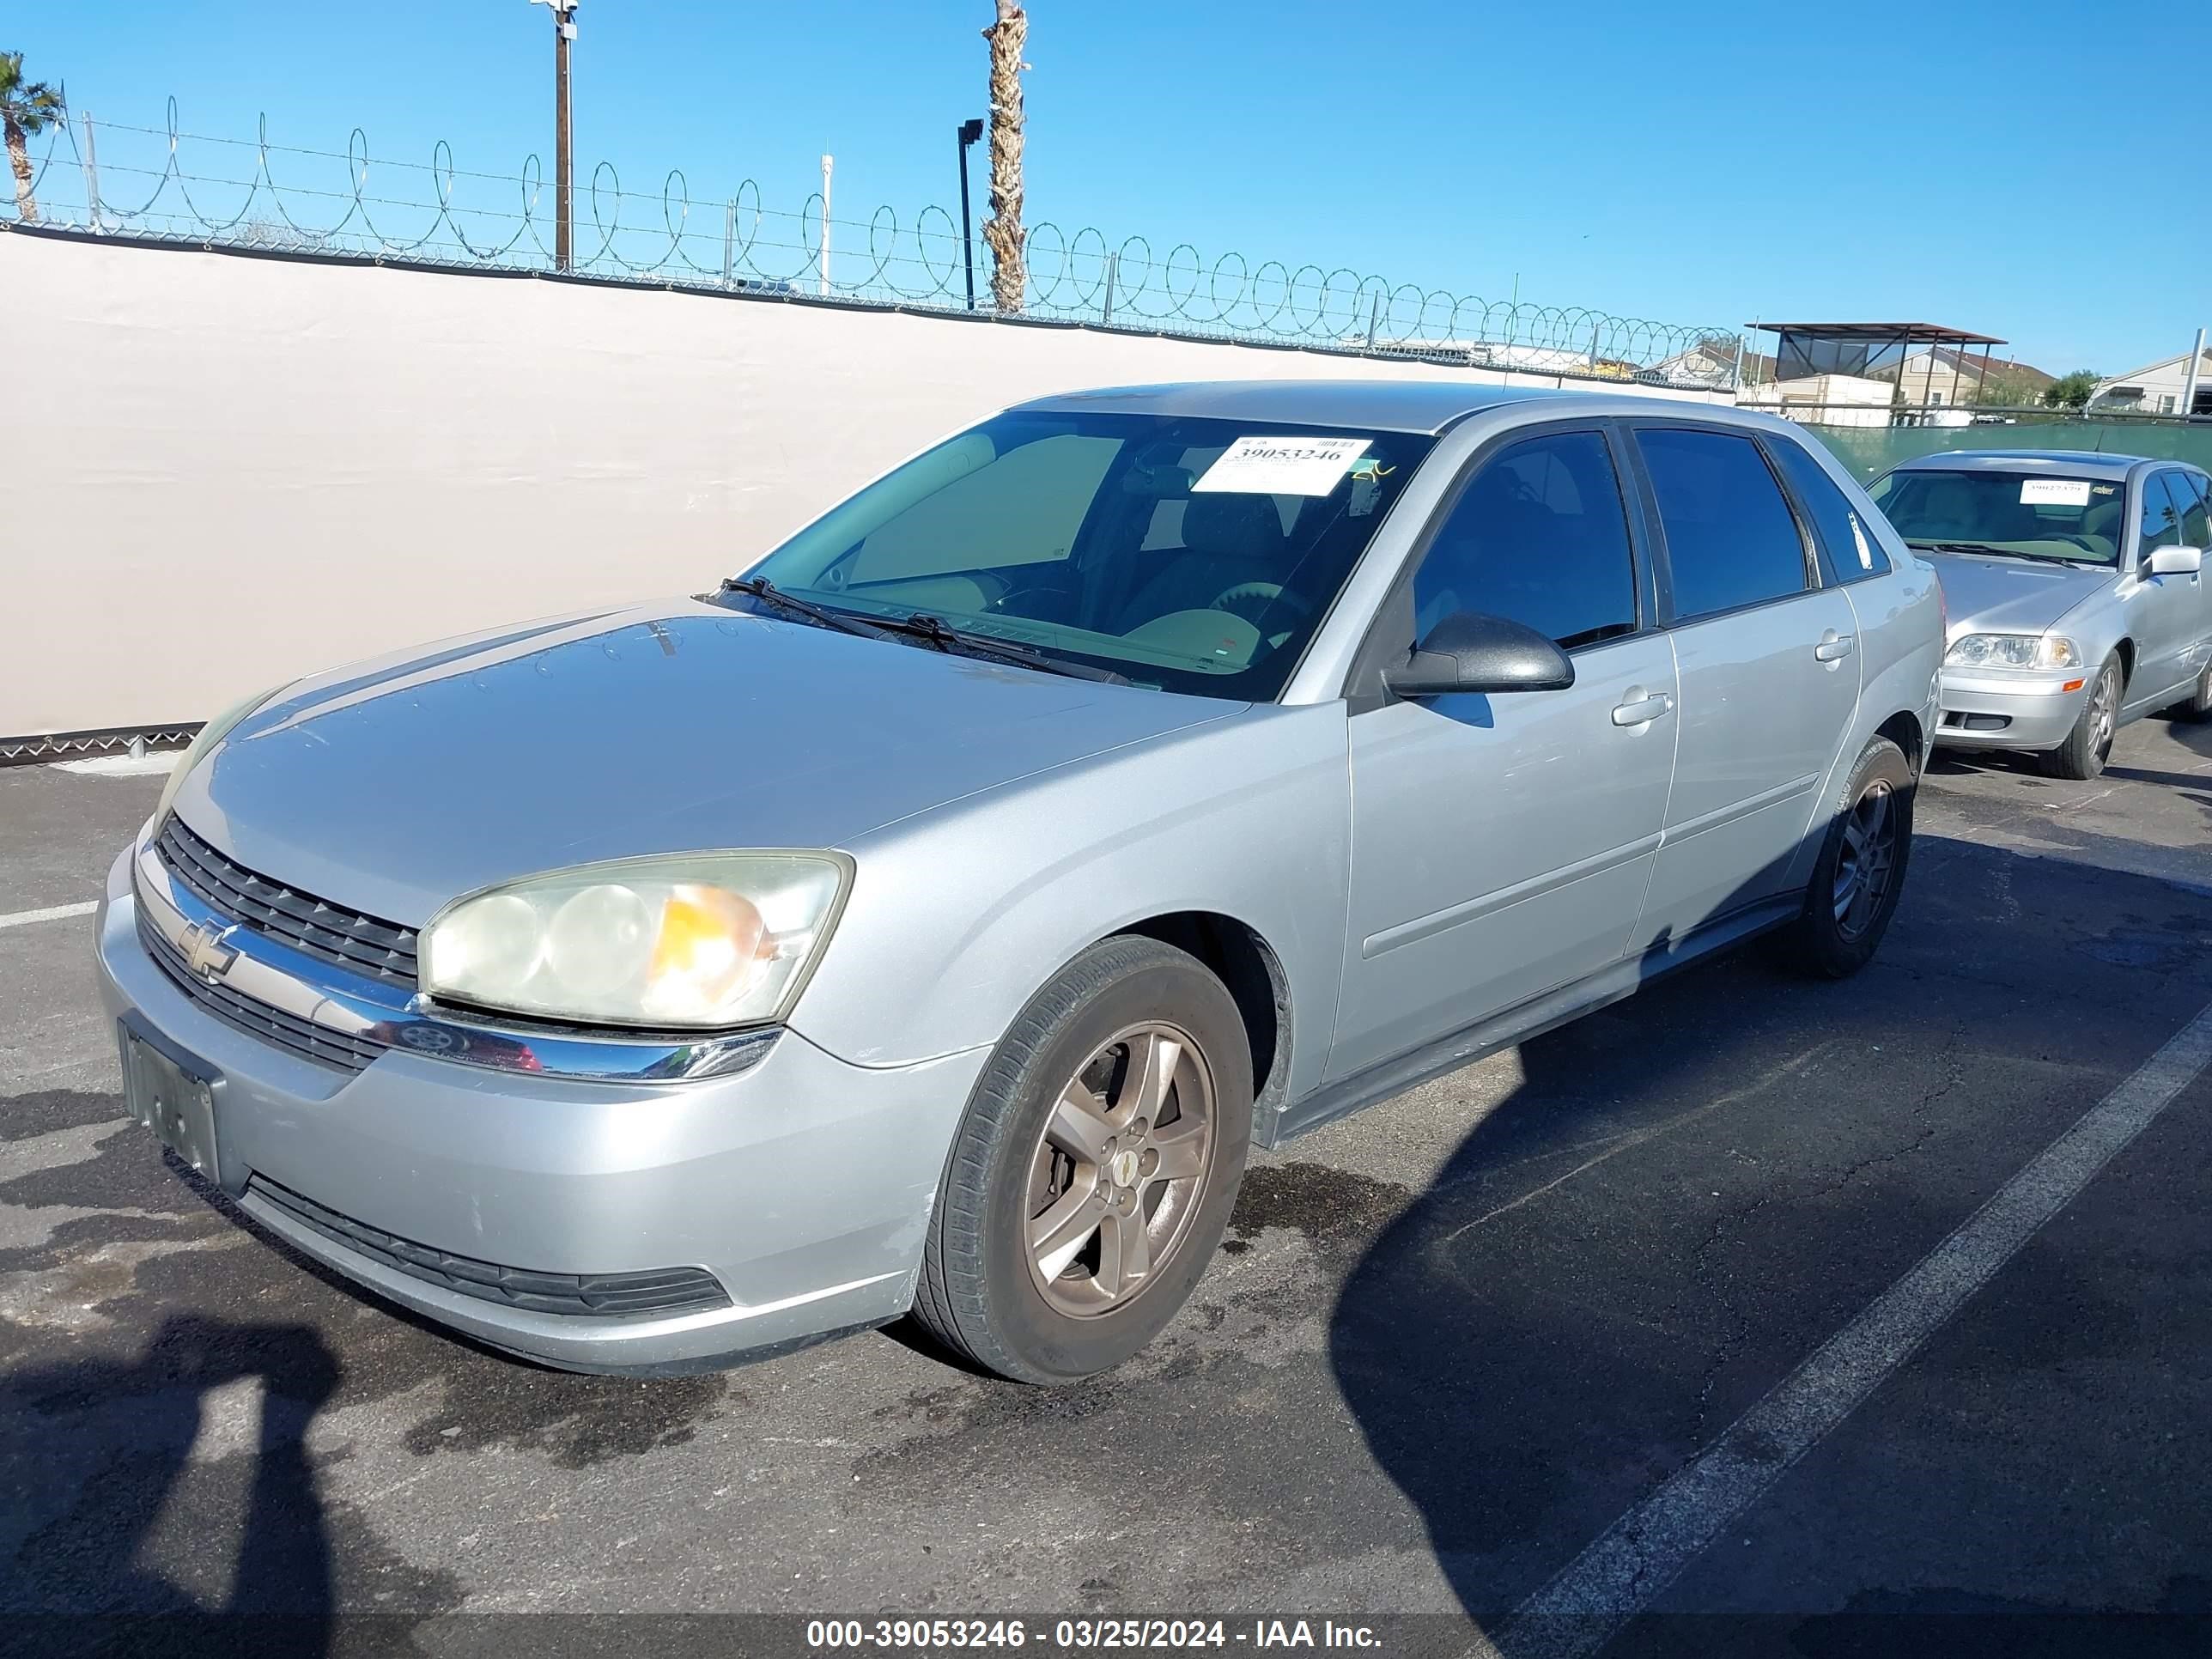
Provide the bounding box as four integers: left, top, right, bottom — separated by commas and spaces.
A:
178, 921, 239, 982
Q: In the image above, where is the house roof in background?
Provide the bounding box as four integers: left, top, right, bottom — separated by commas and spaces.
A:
2094, 349, 2212, 388
1905, 345, 2053, 384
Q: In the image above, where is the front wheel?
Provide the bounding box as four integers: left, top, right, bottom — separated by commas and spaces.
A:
2042, 655, 2121, 780
1774, 735, 1914, 979
911, 936, 1254, 1383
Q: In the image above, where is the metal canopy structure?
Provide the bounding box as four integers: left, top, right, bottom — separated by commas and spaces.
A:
1749, 320, 2008, 406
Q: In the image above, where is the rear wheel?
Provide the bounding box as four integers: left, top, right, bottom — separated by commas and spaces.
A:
911, 936, 1253, 1384
1774, 735, 1913, 979
2043, 655, 2121, 780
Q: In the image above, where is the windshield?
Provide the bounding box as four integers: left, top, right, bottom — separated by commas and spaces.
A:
729, 410, 1437, 699
1869, 467, 2125, 565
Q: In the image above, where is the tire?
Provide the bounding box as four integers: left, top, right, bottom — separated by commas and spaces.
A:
1774, 735, 1914, 979
2042, 654, 2122, 780
911, 935, 1254, 1384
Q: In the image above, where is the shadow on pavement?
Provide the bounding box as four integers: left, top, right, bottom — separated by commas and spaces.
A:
8, 1313, 339, 1656
1328, 826, 2212, 1632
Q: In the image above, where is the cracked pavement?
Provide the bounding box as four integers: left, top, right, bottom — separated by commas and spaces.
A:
3, 715, 2209, 1651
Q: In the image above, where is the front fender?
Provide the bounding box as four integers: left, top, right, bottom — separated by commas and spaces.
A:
787, 702, 1352, 1108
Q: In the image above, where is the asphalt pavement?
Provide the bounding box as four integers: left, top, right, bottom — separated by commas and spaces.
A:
2, 719, 2209, 1656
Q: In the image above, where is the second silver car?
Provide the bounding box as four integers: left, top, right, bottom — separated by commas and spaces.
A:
1872, 450, 2212, 778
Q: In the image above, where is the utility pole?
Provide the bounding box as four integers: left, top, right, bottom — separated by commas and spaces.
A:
78, 107, 101, 232
819, 155, 834, 296
530, 0, 579, 270
2182, 326, 2206, 421
957, 118, 983, 310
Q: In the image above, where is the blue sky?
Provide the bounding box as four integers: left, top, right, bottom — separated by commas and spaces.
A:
10, 0, 2208, 374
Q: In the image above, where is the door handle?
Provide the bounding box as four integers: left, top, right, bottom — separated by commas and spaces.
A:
1814, 632, 1856, 663
1611, 692, 1674, 726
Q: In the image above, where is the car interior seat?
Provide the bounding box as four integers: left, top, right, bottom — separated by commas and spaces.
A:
1114, 493, 1289, 632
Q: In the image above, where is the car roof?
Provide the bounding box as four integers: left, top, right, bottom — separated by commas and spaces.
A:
1008, 380, 1552, 434
1010, 379, 1832, 439
1885, 449, 2153, 482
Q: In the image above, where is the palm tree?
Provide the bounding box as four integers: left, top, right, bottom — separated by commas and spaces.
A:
981, 3, 1028, 313
2, 50, 66, 223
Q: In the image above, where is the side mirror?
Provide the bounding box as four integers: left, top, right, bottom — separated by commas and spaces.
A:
1383, 611, 1576, 700
2147, 545, 2203, 576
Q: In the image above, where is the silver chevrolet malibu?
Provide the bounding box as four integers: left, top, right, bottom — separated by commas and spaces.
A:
96, 382, 1942, 1382
1870, 450, 2212, 778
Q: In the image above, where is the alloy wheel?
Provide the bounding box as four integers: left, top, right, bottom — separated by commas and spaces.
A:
2087, 668, 2118, 767
1023, 1023, 1216, 1317
1832, 780, 1899, 940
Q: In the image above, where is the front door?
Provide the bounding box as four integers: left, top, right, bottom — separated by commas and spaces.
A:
1626, 425, 1863, 951
1331, 428, 1678, 1082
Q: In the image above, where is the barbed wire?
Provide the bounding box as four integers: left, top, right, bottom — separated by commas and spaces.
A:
4, 103, 1743, 386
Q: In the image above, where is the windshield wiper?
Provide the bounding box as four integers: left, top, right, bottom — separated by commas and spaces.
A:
1906, 540, 2105, 569
715, 577, 897, 640
880, 612, 1132, 684
717, 580, 1132, 684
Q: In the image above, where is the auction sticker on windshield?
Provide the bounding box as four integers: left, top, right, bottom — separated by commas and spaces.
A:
1194, 435, 1369, 495
2021, 478, 2094, 506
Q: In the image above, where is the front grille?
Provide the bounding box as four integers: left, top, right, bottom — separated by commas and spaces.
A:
140, 913, 390, 1073
246, 1176, 732, 1318
155, 815, 420, 987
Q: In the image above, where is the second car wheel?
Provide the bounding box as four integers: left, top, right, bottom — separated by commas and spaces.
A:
911, 934, 1255, 1384
2043, 654, 2122, 780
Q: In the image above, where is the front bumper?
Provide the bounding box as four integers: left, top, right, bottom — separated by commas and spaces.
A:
1933, 667, 2089, 751
94, 843, 988, 1371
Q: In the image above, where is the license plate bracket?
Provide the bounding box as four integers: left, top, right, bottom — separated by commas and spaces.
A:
119, 1017, 224, 1188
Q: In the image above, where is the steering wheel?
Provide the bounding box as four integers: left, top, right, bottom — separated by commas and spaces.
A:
2051, 532, 2104, 554
1209, 582, 1313, 629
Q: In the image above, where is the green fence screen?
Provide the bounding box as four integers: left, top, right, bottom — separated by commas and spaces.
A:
1803, 422, 2212, 483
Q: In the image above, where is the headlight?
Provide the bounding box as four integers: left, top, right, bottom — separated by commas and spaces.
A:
155, 683, 288, 821
1943, 633, 2081, 671
420, 852, 851, 1030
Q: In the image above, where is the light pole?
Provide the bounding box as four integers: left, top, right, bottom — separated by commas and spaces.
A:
529, 0, 579, 270
819, 154, 833, 296
956, 118, 983, 311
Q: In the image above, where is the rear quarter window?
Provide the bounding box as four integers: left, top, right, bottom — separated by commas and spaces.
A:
1770, 438, 1891, 582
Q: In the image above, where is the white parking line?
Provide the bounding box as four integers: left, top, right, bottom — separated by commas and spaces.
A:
1486, 999, 2212, 1659
0, 901, 97, 932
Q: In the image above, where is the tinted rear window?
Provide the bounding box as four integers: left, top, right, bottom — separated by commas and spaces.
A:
1638, 428, 1810, 619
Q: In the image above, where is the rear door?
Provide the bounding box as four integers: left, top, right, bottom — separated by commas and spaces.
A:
1625, 423, 1862, 952
1329, 425, 1677, 1082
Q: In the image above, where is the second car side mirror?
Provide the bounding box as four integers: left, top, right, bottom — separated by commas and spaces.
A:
1383, 611, 1576, 700
2147, 545, 2204, 576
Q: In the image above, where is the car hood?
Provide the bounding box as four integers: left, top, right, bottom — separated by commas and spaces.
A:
1926, 552, 2115, 641
173, 599, 1242, 927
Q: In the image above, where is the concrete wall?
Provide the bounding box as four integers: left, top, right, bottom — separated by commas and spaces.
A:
2, 231, 1725, 738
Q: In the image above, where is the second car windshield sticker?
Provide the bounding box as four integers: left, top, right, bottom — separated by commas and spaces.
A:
2020, 478, 2094, 507
1194, 435, 1370, 496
